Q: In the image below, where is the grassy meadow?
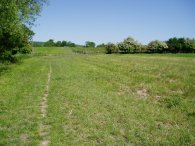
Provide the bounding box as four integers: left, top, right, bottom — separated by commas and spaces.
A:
72, 47, 106, 54
0, 47, 195, 145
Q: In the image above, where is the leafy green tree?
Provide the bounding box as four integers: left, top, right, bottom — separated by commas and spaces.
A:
0, 24, 34, 61
61, 41, 67, 47
147, 40, 168, 53
67, 41, 76, 47
166, 37, 195, 53
184, 38, 195, 53
118, 37, 142, 53
140, 45, 148, 53
70, 43, 76, 47
166, 37, 185, 53
166, 37, 178, 53
55, 41, 62, 47
105, 43, 119, 54
44, 39, 55, 47
85, 41, 96, 48
0, 0, 47, 62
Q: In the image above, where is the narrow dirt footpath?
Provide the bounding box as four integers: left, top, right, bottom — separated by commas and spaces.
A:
39, 64, 52, 146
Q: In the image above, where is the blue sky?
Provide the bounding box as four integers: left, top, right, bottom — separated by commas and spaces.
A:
32, 0, 195, 45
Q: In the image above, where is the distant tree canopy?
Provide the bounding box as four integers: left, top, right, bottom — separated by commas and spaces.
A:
40, 37, 195, 54
166, 38, 195, 53
118, 37, 142, 53
85, 41, 96, 48
105, 43, 119, 54
66, 41, 76, 47
44, 39, 55, 47
40, 39, 76, 47
147, 40, 168, 53
0, 0, 47, 62
106, 36, 195, 54
55, 41, 62, 47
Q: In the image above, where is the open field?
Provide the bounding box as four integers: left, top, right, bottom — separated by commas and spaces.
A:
0, 47, 195, 145
72, 47, 106, 54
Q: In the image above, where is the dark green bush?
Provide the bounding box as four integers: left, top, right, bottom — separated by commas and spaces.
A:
11, 48, 19, 55
85, 41, 96, 48
166, 38, 195, 53
19, 46, 32, 54
106, 43, 118, 54
0, 51, 17, 63
147, 40, 168, 53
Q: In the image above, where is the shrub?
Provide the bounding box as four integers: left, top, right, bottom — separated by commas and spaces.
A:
166, 37, 195, 53
0, 51, 17, 63
11, 48, 19, 55
184, 38, 195, 53
44, 39, 55, 47
147, 40, 168, 53
106, 43, 118, 54
140, 45, 148, 53
85, 41, 96, 48
118, 37, 142, 53
19, 46, 32, 54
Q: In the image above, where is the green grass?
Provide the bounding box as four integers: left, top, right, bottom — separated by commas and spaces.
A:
72, 47, 106, 54
0, 47, 195, 145
0, 57, 49, 145
34, 47, 73, 56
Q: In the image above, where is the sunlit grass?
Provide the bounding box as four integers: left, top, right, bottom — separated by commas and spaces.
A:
0, 47, 194, 145
72, 47, 106, 54
0, 57, 49, 145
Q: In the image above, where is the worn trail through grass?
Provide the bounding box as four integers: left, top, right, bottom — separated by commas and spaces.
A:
39, 64, 52, 146
0, 47, 195, 145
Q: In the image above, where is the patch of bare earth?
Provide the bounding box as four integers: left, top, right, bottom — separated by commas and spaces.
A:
118, 84, 132, 96
136, 88, 148, 99
20, 134, 28, 143
169, 79, 177, 83
40, 64, 52, 146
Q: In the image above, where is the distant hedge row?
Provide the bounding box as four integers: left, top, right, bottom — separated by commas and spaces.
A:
33, 40, 96, 48
33, 39, 76, 47
106, 37, 195, 54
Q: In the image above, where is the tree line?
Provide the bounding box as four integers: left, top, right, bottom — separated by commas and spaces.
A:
105, 37, 195, 54
33, 39, 76, 47
35, 37, 195, 54
33, 40, 97, 48
0, 1, 194, 62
